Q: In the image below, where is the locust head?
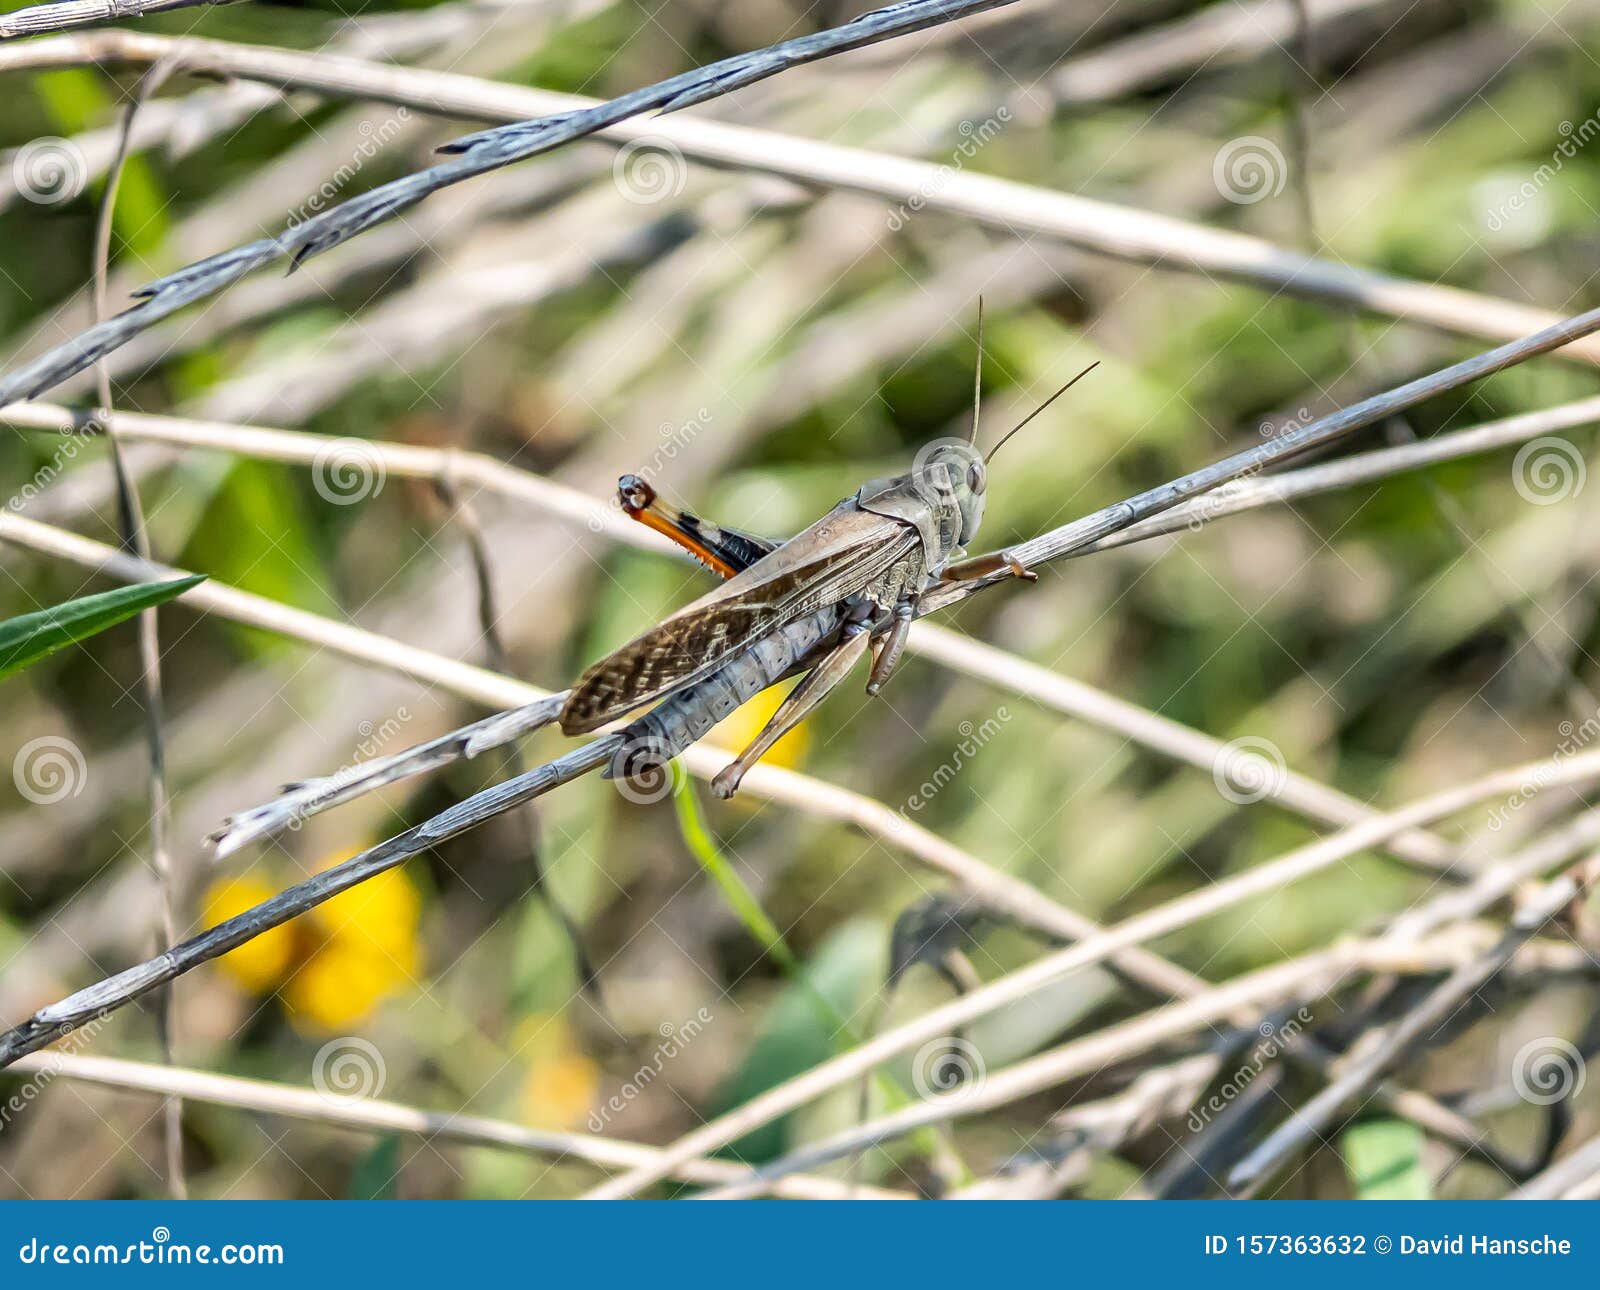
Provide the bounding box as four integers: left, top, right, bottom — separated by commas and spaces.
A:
917, 441, 987, 550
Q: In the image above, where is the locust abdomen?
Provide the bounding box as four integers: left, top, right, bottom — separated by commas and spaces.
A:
604, 605, 843, 777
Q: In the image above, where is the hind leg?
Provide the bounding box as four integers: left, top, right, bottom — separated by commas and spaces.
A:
711, 626, 871, 799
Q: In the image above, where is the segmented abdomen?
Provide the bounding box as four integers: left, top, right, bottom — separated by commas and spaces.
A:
605, 605, 842, 774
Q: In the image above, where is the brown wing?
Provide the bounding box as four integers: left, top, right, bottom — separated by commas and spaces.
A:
560, 503, 916, 733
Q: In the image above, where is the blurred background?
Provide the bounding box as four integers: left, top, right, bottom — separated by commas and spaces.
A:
2, 0, 1599, 1199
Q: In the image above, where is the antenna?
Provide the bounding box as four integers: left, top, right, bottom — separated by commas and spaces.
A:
985, 361, 1100, 464
968, 297, 984, 446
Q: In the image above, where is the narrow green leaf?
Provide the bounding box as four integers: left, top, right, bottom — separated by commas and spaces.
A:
1342, 1119, 1431, 1200
348, 1134, 402, 1200
0, 576, 205, 681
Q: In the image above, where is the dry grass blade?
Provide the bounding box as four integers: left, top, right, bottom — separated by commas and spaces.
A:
7, 1052, 906, 1200
0, 1, 1018, 405
6, 16, 1600, 415
0, 512, 1212, 1045
585, 760, 1600, 1197
0, 0, 233, 40
692, 816, 1600, 1196
1, 401, 1466, 873
925, 303, 1600, 610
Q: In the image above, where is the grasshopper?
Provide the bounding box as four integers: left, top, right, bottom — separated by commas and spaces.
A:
560, 326, 1096, 799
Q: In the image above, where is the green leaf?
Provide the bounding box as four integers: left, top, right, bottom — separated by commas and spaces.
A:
0, 576, 205, 681
348, 1134, 402, 1200
1342, 1119, 1431, 1200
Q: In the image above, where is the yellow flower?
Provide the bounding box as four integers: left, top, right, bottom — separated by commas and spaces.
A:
517, 1015, 600, 1131
521, 1052, 601, 1131
283, 937, 413, 1034
205, 849, 425, 1033
202, 874, 296, 993
311, 863, 421, 960
282, 857, 423, 1034
708, 681, 811, 770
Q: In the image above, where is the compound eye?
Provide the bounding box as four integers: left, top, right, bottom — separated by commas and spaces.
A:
967, 460, 986, 494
